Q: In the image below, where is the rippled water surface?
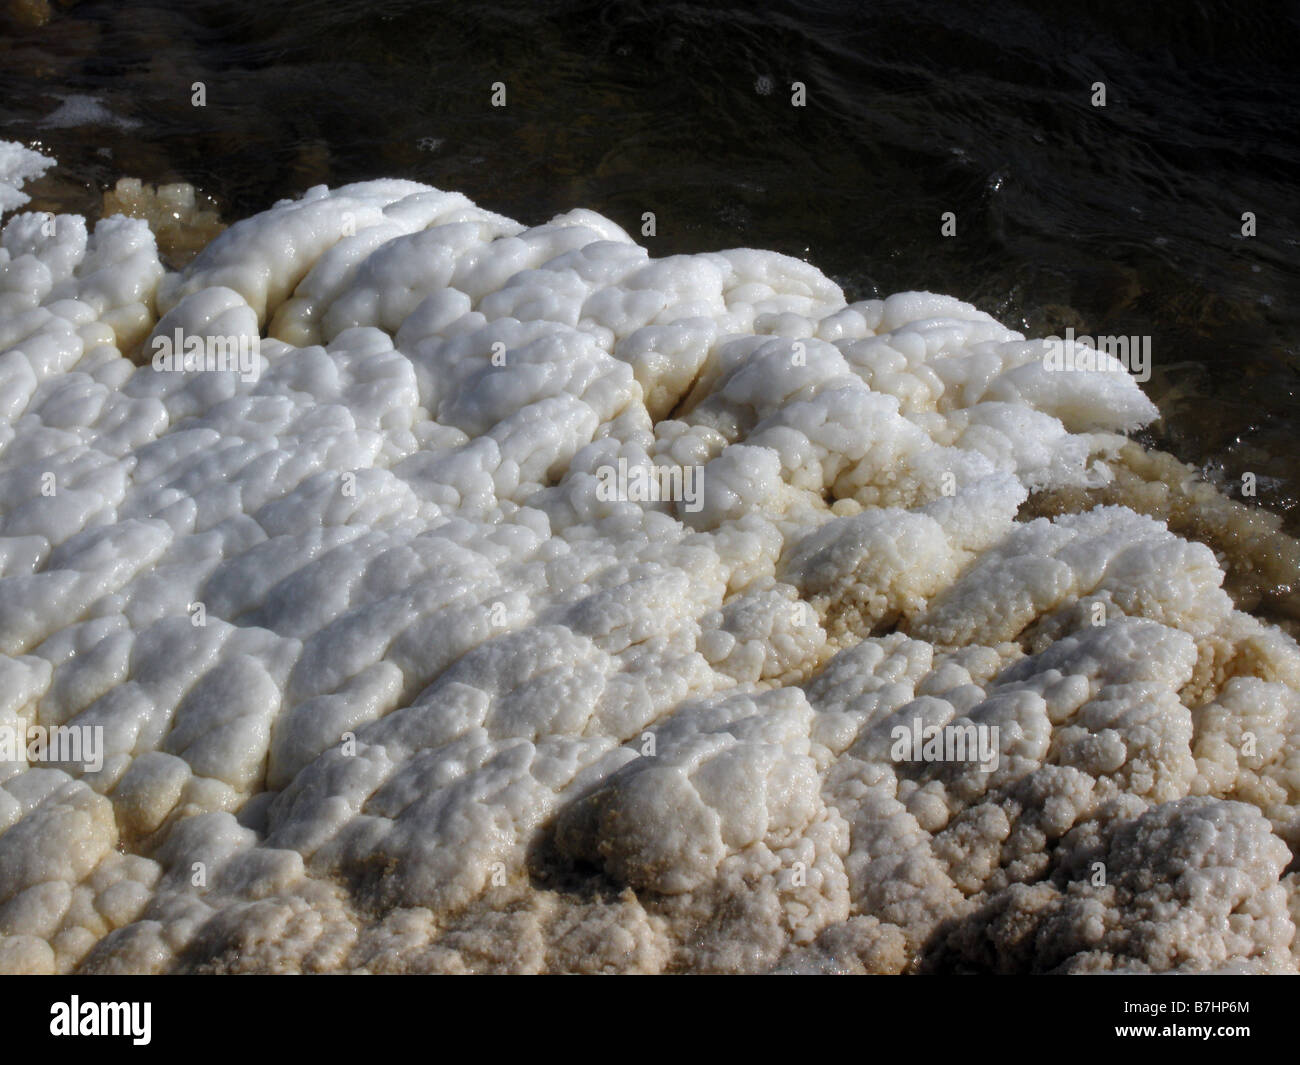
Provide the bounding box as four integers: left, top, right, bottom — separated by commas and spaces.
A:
3, 0, 1298, 529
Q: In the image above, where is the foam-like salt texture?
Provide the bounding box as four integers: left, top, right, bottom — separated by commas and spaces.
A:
1, 141, 1298, 973
0, 142, 53, 216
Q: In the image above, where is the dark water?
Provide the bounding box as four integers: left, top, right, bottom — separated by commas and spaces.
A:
3, 0, 1299, 530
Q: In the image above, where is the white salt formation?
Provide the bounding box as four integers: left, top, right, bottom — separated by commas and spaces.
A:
1, 142, 1298, 974
0, 142, 53, 215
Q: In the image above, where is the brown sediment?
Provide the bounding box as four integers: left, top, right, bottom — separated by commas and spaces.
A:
5, 0, 51, 29
101, 177, 225, 268
1022, 441, 1300, 635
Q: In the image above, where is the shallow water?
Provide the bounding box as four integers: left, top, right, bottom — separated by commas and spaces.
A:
3, 0, 1298, 531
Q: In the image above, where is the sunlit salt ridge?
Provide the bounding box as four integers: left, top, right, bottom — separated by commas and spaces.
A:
1, 142, 1298, 973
